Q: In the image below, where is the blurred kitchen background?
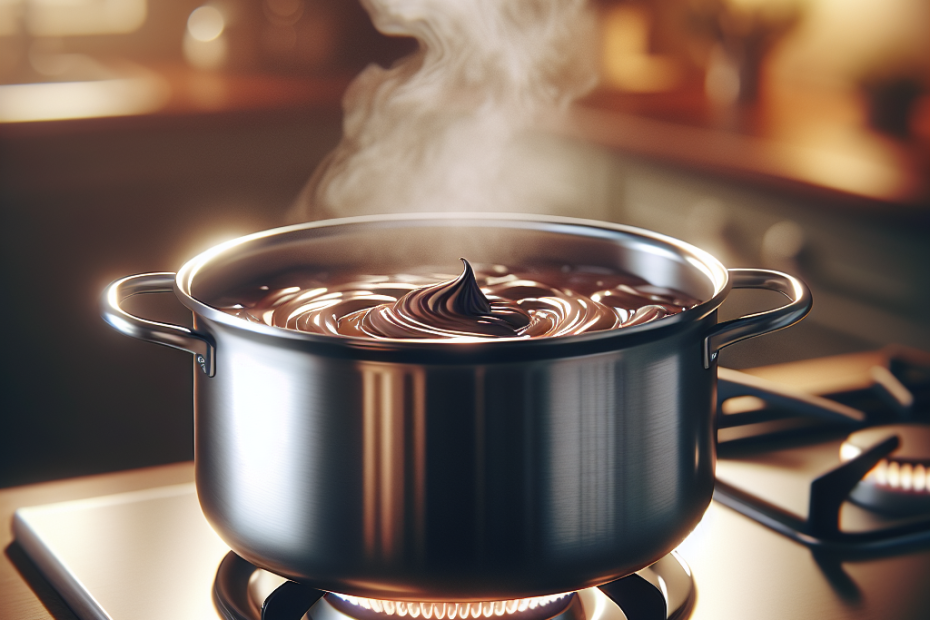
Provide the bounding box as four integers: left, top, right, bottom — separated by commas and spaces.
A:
1, 0, 927, 488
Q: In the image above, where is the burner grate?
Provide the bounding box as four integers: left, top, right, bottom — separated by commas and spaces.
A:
714, 346, 930, 552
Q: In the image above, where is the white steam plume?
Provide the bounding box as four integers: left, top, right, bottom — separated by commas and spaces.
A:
288, 0, 597, 222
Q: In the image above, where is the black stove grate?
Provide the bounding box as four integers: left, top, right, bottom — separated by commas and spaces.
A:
714, 346, 930, 552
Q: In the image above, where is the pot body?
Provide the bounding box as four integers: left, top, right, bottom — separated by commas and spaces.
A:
102, 213, 811, 601
193, 312, 716, 601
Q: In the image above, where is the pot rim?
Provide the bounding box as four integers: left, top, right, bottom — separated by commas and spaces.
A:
174, 212, 731, 353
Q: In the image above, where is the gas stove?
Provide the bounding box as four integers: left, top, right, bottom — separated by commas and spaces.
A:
10, 347, 930, 620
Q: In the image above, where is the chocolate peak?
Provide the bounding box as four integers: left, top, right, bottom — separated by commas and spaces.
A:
362, 259, 533, 338
437, 259, 492, 316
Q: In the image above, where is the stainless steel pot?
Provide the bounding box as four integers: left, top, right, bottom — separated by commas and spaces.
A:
101, 213, 811, 602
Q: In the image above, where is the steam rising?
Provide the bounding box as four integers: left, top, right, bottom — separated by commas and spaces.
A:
289, 0, 597, 221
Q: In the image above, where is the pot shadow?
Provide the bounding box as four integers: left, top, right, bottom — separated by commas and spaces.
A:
5, 542, 79, 620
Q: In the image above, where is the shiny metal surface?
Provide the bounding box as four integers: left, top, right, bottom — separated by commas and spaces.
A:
100, 214, 812, 601
12, 484, 230, 620
702, 269, 811, 369
194, 315, 716, 600
102, 273, 216, 376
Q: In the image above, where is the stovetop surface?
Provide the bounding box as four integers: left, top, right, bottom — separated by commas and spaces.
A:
14, 484, 227, 620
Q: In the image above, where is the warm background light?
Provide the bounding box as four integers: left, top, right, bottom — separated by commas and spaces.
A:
187, 5, 224, 42
24, 0, 146, 37
0, 72, 168, 122
183, 3, 228, 70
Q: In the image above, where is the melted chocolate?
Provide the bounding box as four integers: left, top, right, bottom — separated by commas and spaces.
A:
361, 260, 532, 338
219, 261, 698, 341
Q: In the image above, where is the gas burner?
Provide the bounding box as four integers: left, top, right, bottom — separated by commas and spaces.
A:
841, 424, 930, 515
329, 591, 573, 620
213, 553, 695, 620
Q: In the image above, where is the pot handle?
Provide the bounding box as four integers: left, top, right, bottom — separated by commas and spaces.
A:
102, 272, 216, 376
703, 269, 812, 369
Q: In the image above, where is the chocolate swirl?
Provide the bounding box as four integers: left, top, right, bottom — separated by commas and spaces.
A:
220, 261, 698, 341
361, 260, 532, 338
